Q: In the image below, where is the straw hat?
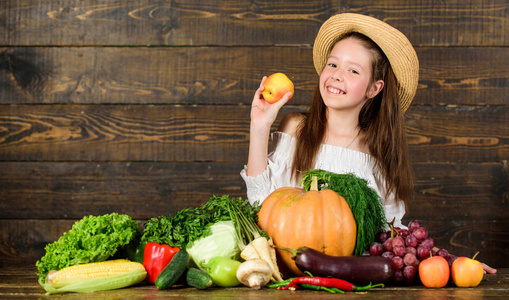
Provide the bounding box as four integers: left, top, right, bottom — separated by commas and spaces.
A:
313, 13, 419, 113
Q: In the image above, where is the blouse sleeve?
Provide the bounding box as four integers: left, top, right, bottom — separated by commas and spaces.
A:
240, 132, 296, 206
239, 162, 274, 206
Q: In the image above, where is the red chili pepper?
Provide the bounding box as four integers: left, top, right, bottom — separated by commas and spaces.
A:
142, 242, 180, 284
280, 276, 383, 292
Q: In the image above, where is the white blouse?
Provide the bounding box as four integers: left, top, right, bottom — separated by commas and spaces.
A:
240, 131, 406, 228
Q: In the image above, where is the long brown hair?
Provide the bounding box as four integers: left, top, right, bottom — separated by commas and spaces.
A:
291, 32, 414, 202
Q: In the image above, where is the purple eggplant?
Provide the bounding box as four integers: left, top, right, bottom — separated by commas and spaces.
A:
277, 246, 394, 286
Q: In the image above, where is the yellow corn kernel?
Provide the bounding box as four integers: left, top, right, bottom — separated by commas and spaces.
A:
47, 259, 145, 288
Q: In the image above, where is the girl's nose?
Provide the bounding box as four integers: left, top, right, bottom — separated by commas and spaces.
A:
331, 72, 343, 81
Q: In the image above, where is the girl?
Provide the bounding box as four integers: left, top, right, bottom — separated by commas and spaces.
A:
240, 13, 496, 274
241, 13, 416, 228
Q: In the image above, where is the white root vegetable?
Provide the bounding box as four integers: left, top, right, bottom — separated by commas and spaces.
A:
254, 238, 281, 281
225, 198, 283, 282
267, 238, 279, 276
236, 259, 272, 289
240, 243, 260, 261
251, 236, 283, 282
241, 238, 282, 281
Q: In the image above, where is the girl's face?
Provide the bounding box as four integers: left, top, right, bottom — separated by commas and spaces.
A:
319, 37, 384, 113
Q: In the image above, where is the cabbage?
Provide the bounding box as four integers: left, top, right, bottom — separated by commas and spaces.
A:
186, 220, 240, 271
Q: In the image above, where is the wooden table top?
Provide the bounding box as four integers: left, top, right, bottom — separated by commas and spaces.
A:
1, 265, 507, 299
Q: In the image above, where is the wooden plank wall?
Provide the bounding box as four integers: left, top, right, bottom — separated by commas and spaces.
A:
1, 0, 508, 269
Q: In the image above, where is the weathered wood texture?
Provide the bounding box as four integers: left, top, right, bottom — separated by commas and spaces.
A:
0, 47, 508, 105
0, 0, 508, 270
0, 105, 507, 162
1, 0, 507, 46
1, 266, 508, 299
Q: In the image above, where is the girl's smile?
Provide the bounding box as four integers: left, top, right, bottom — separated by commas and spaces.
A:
326, 86, 346, 95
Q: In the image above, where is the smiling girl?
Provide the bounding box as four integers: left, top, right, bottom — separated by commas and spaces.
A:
240, 13, 496, 274
241, 13, 415, 229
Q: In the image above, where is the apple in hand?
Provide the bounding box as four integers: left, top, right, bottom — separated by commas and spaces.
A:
262, 73, 294, 103
419, 255, 450, 288
451, 252, 484, 287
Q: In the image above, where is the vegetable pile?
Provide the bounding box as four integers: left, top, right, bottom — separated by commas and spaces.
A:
140, 195, 265, 272
34, 170, 402, 295
36, 195, 277, 294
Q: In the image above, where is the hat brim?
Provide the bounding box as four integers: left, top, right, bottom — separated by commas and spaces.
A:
313, 13, 419, 113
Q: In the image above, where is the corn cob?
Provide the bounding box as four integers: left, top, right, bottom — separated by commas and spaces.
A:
42, 259, 147, 294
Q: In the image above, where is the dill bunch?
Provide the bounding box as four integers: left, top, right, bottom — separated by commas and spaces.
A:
301, 169, 386, 255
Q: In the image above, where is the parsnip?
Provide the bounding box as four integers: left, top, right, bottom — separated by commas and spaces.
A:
267, 238, 280, 278
225, 198, 283, 282
240, 243, 260, 261
251, 236, 283, 282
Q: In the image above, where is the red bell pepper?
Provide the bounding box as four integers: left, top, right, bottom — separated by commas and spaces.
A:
143, 242, 180, 284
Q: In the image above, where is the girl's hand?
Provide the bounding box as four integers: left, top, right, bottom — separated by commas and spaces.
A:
482, 263, 497, 274
250, 76, 292, 128
245, 77, 292, 177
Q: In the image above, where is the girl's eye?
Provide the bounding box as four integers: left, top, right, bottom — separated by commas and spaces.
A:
327, 63, 337, 68
349, 69, 359, 74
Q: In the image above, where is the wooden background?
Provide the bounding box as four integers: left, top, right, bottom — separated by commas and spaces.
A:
1, 0, 507, 269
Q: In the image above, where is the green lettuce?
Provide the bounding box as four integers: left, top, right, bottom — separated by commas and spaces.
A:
186, 220, 240, 271
36, 213, 141, 283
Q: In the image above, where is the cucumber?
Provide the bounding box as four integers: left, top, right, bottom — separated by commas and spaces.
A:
186, 267, 213, 289
154, 249, 190, 290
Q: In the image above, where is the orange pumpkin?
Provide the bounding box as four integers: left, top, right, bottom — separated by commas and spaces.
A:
257, 177, 357, 276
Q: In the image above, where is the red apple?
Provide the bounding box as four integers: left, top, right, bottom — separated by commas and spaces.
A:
451, 252, 484, 287
262, 73, 294, 103
419, 255, 450, 288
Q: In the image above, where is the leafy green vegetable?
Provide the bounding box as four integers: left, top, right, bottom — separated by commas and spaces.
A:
301, 169, 387, 256
36, 213, 141, 283
186, 220, 240, 270
140, 195, 262, 250
224, 197, 263, 250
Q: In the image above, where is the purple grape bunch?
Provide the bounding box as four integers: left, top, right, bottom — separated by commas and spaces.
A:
369, 220, 457, 285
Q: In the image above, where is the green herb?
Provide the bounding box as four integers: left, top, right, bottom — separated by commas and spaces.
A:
301, 169, 386, 255
224, 197, 266, 250
140, 195, 262, 249
36, 213, 141, 283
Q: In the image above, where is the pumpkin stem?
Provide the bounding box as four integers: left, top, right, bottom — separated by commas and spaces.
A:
310, 176, 319, 191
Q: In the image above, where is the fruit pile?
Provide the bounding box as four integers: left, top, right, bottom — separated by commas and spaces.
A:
369, 219, 457, 285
